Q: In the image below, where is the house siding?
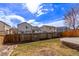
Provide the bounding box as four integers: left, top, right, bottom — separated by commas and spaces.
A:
18, 22, 32, 33
40, 26, 56, 33
0, 22, 5, 34
0, 21, 11, 34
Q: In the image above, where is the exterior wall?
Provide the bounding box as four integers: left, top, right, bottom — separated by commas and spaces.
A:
5, 25, 11, 34
18, 22, 33, 33
56, 27, 69, 32
5, 25, 11, 31
0, 21, 11, 35
9, 28, 18, 34
32, 26, 42, 33
40, 26, 56, 32
0, 22, 5, 34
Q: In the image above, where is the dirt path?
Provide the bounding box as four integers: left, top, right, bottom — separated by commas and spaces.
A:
0, 45, 17, 56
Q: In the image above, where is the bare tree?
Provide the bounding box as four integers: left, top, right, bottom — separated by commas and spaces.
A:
64, 7, 79, 29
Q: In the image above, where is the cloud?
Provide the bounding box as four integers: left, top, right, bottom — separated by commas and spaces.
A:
36, 10, 45, 16
40, 17, 65, 27
46, 20, 65, 27
22, 0, 54, 14
0, 3, 66, 27
27, 19, 65, 27
0, 8, 13, 26
0, 8, 26, 27
27, 19, 35, 23
23, 1, 42, 13
7, 15, 26, 22
23, 0, 55, 13
0, 17, 14, 27
27, 19, 43, 26
22, 3, 56, 20
5, 15, 26, 27
0, 15, 26, 27
34, 3, 54, 16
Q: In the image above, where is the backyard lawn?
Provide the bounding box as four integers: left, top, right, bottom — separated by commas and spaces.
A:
11, 39, 79, 56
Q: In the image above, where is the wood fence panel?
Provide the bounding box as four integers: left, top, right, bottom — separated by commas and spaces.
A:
32, 33, 39, 41
1, 32, 60, 44
0, 35, 4, 45
62, 29, 79, 37
47, 33, 53, 39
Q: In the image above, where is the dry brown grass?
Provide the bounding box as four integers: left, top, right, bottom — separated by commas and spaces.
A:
11, 39, 79, 56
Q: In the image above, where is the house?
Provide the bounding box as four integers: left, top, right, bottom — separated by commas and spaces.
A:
17, 22, 33, 34
32, 26, 42, 33
17, 22, 42, 34
9, 27, 18, 34
56, 27, 70, 32
40, 25, 56, 33
0, 21, 11, 34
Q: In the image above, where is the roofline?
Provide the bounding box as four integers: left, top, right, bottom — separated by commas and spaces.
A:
40, 25, 56, 28
17, 22, 32, 26
0, 21, 11, 27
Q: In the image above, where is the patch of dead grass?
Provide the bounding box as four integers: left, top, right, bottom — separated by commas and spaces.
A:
11, 39, 79, 56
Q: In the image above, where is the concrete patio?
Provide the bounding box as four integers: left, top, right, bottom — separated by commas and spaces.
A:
60, 37, 79, 45
60, 37, 79, 50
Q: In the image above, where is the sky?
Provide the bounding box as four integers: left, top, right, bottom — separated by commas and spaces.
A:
0, 3, 78, 27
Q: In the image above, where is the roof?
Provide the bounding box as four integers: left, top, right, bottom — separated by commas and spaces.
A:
56, 26, 69, 29
40, 25, 56, 29
0, 21, 11, 27
32, 26, 41, 31
17, 22, 32, 27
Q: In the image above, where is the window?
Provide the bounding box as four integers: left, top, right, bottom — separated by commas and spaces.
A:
26, 26, 28, 29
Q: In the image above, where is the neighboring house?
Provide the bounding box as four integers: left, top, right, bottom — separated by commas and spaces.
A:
0, 21, 11, 34
32, 26, 42, 33
17, 22, 33, 34
40, 25, 56, 33
9, 27, 18, 34
56, 27, 70, 32
17, 22, 42, 34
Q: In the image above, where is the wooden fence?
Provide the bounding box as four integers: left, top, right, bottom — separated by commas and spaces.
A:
2, 32, 61, 44
62, 29, 79, 37
0, 35, 5, 46
2, 29, 79, 44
